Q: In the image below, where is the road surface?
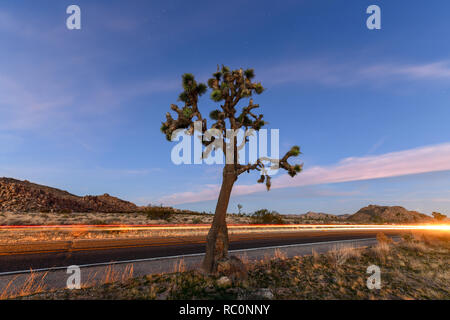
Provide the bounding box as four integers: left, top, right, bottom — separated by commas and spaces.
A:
0, 229, 401, 274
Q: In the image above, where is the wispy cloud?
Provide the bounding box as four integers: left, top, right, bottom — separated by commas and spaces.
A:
366, 136, 388, 155
362, 61, 450, 80
0, 74, 75, 130
0, 7, 180, 132
259, 59, 450, 87
259, 58, 360, 87
159, 143, 450, 205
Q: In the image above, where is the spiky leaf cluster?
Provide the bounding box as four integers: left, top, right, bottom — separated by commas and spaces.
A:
160, 74, 208, 140
178, 73, 207, 105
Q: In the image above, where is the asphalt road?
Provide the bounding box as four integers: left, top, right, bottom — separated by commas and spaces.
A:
0, 230, 400, 273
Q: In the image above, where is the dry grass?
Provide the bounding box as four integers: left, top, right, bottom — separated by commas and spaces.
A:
102, 265, 135, 284
236, 252, 250, 266
367, 232, 394, 263
371, 241, 391, 262
0, 212, 252, 227
0, 264, 136, 300
82, 264, 135, 288
0, 271, 48, 300
327, 244, 362, 267
0, 211, 354, 227
173, 259, 186, 273
0, 227, 212, 244
376, 232, 393, 244
274, 248, 287, 260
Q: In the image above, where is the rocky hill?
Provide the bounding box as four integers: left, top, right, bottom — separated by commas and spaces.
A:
293, 206, 433, 223
0, 178, 138, 213
347, 205, 432, 223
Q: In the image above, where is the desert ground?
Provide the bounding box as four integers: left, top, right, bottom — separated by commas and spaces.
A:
6, 231, 448, 300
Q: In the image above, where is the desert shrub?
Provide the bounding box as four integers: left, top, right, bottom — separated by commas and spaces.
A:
398, 231, 449, 253
251, 209, 285, 224
57, 208, 72, 214
7, 219, 26, 226
142, 207, 172, 220
192, 217, 202, 224
91, 219, 106, 225
376, 232, 392, 244
372, 216, 383, 223
401, 233, 414, 242
371, 241, 391, 262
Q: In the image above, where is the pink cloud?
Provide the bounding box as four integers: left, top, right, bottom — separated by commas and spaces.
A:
159, 143, 450, 205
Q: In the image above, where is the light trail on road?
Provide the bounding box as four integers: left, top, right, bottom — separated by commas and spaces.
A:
0, 223, 449, 232
0, 225, 447, 274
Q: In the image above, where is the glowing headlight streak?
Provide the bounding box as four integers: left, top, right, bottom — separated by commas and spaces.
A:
0, 223, 449, 233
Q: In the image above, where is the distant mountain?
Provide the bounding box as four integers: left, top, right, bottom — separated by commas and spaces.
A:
292, 205, 432, 223
0, 178, 437, 223
347, 205, 432, 223
0, 178, 138, 213
297, 211, 348, 220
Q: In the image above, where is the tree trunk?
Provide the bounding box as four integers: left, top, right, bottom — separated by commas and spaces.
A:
202, 165, 236, 273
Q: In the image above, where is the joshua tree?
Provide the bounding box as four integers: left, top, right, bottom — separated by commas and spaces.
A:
161, 66, 303, 273
237, 204, 243, 215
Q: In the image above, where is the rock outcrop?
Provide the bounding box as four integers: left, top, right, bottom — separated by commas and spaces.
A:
0, 178, 138, 213
347, 205, 431, 223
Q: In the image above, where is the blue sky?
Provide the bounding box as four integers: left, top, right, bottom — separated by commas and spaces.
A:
1, 0, 450, 215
